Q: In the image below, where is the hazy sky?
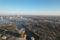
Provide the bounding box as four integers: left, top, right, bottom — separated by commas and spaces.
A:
0, 0, 60, 15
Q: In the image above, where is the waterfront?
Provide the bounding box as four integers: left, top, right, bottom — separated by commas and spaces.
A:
0, 17, 39, 40
0, 16, 60, 40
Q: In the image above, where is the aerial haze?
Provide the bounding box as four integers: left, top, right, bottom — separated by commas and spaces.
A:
0, 0, 60, 16
0, 0, 60, 40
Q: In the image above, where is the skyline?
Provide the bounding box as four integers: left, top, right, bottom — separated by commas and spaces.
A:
0, 0, 60, 15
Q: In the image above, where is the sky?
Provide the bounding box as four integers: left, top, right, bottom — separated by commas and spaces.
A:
0, 0, 60, 15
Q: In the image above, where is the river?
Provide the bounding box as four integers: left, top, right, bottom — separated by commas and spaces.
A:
0, 18, 39, 40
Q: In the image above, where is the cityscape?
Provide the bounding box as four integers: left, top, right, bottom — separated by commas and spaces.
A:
0, 16, 60, 40
0, 0, 60, 40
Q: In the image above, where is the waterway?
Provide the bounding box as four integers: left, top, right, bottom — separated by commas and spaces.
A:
0, 18, 39, 40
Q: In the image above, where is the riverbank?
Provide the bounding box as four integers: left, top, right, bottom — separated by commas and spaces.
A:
22, 24, 40, 40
